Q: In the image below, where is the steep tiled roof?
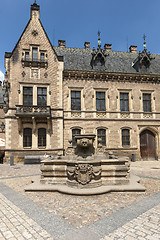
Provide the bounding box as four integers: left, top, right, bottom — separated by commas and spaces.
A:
54, 47, 160, 74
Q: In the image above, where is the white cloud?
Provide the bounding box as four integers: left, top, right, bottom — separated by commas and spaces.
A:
0, 71, 4, 82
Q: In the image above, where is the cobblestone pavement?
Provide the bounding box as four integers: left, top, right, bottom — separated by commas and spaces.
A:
0, 161, 160, 239
0, 193, 53, 240
100, 203, 160, 240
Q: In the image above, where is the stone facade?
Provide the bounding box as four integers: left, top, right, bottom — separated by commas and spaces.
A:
2, 2, 160, 162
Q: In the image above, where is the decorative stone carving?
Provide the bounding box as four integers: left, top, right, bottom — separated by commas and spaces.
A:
67, 163, 101, 185
3, 80, 10, 113
96, 112, 106, 118
143, 113, 153, 119
32, 30, 38, 36
22, 71, 26, 77
71, 112, 81, 118
120, 113, 130, 118
30, 68, 40, 79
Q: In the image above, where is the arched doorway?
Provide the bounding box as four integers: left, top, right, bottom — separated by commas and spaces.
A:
140, 130, 156, 160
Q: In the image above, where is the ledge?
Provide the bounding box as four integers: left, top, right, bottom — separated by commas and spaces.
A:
25, 174, 145, 195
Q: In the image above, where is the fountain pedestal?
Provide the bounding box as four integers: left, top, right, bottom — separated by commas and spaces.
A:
25, 134, 145, 195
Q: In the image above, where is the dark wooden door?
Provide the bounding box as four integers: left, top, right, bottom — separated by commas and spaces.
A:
140, 130, 156, 160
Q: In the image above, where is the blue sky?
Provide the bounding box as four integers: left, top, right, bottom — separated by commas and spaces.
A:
0, 0, 160, 79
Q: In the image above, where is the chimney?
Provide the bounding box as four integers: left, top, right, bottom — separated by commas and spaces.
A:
58, 40, 66, 48
104, 44, 112, 51
84, 42, 90, 50
30, 3, 40, 20
129, 45, 137, 53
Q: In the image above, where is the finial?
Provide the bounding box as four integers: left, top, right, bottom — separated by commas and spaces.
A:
143, 34, 146, 50
34, 0, 37, 3
98, 30, 101, 46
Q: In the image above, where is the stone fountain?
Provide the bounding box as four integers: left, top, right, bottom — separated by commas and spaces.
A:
25, 134, 145, 195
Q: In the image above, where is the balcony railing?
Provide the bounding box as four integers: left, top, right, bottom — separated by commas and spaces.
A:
15, 105, 51, 117
21, 57, 48, 68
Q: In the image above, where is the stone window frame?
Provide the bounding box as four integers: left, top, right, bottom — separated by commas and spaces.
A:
93, 88, 108, 112
120, 92, 129, 112
120, 127, 132, 148
19, 83, 50, 106
70, 126, 83, 147
68, 87, 84, 112
97, 128, 106, 146
37, 123, 49, 149
23, 86, 33, 106
140, 90, 155, 113
37, 87, 47, 106
38, 128, 47, 148
117, 89, 133, 112
23, 127, 32, 148
96, 126, 108, 148
143, 93, 151, 112
22, 46, 47, 63
96, 92, 106, 112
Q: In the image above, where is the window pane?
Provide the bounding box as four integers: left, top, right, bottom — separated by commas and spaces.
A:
40, 53, 45, 62
72, 129, 81, 146
143, 93, 151, 112
37, 87, 47, 106
122, 129, 130, 146
23, 128, 32, 147
96, 92, 105, 111
25, 52, 29, 61
120, 93, 129, 112
97, 129, 106, 146
33, 48, 38, 61
38, 128, 46, 147
23, 87, 33, 106
71, 91, 81, 111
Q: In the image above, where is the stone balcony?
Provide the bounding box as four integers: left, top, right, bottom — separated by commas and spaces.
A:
15, 105, 51, 117
21, 57, 48, 68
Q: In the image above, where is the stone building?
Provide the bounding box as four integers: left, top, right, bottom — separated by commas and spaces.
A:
2, 2, 160, 162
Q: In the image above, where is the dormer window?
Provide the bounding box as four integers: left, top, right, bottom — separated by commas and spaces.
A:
32, 47, 38, 61
94, 53, 105, 70
91, 46, 107, 71
132, 47, 153, 73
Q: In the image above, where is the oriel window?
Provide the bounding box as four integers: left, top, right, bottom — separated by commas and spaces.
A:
37, 87, 47, 106
72, 129, 81, 146
32, 48, 38, 61
120, 93, 129, 112
23, 87, 33, 106
122, 129, 130, 146
143, 93, 151, 112
71, 91, 81, 111
97, 129, 106, 146
23, 128, 32, 147
96, 92, 105, 111
38, 128, 46, 147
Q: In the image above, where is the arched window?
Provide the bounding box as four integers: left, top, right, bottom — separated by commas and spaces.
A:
38, 128, 46, 147
97, 129, 106, 146
72, 129, 81, 146
23, 128, 32, 147
122, 129, 130, 146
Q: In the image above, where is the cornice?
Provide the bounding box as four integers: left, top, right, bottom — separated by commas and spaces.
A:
63, 70, 160, 83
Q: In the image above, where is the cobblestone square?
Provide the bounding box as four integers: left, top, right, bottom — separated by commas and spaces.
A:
0, 161, 160, 239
